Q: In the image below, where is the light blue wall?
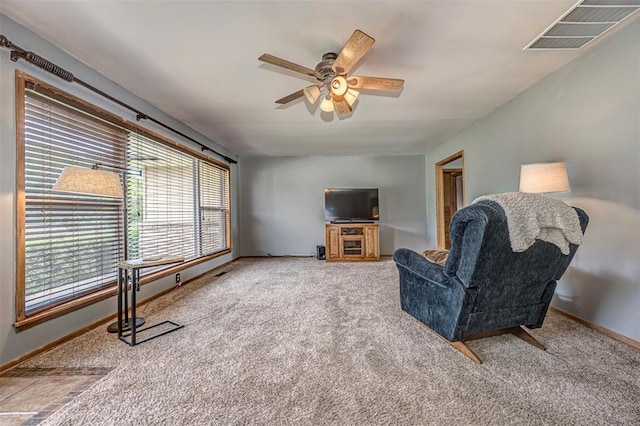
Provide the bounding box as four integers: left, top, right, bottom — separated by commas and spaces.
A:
239, 155, 427, 257
426, 21, 640, 341
0, 15, 239, 366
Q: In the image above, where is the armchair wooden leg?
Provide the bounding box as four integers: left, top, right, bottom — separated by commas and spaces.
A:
415, 320, 483, 363
510, 326, 546, 350
450, 341, 482, 364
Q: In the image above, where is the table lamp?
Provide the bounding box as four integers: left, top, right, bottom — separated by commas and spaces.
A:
519, 162, 570, 194
53, 165, 124, 198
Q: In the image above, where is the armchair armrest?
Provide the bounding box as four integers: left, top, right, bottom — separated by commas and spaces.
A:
394, 248, 472, 341
393, 248, 451, 288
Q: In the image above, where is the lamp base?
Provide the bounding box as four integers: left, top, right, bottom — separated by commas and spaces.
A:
106, 317, 145, 333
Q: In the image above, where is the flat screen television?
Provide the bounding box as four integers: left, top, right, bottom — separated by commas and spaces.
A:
324, 188, 379, 222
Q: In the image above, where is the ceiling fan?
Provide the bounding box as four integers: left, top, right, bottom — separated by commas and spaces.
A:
259, 29, 404, 116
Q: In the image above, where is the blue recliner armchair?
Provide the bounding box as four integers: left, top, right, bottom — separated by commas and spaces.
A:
394, 200, 588, 363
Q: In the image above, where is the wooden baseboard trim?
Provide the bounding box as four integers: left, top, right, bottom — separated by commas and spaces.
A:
550, 306, 640, 350
0, 258, 237, 374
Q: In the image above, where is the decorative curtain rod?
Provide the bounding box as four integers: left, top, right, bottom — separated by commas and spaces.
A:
0, 34, 237, 165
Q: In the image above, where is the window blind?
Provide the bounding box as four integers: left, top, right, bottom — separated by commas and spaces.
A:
199, 161, 230, 255
24, 89, 126, 313
127, 133, 197, 260
126, 133, 230, 262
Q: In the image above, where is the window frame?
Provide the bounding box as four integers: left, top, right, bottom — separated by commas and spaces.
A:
15, 71, 232, 331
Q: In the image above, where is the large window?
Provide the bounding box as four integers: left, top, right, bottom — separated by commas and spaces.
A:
16, 72, 231, 328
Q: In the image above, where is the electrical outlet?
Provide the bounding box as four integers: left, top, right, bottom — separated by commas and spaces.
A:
175, 273, 181, 284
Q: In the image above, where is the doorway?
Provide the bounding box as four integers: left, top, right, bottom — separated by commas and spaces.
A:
435, 151, 465, 249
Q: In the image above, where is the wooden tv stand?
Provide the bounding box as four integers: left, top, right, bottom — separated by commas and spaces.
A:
325, 223, 379, 262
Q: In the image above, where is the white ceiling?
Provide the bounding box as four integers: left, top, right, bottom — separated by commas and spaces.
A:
1, 1, 633, 157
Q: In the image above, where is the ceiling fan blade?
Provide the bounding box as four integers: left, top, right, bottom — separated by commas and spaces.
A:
275, 89, 305, 105
347, 76, 404, 91
332, 30, 375, 76
332, 94, 352, 116
259, 54, 319, 78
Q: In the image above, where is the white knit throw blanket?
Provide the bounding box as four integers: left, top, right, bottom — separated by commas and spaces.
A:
472, 192, 583, 255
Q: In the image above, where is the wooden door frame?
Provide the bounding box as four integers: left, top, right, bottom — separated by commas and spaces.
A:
435, 150, 465, 249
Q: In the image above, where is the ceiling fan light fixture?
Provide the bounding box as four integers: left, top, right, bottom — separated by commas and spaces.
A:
320, 96, 334, 113
344, 88, 359, 107
330, 76, 348, 97
303, 85, 321, 104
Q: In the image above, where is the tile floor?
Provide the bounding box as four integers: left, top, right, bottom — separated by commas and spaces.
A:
0, 367, 112, 425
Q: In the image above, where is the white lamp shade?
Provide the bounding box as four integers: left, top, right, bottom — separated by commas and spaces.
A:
303, 85, 321, 104
343, 88, 359, 107
320, 96, 334, 113
519, 162, 570, 194
53, 166, 124, 198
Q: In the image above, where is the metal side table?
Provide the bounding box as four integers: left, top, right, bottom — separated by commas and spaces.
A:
117, 256, 185, 346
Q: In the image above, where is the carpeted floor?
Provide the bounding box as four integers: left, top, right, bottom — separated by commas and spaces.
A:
20, 258, 640, 425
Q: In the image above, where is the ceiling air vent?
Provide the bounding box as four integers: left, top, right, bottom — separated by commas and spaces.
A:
525, 0, 640, 50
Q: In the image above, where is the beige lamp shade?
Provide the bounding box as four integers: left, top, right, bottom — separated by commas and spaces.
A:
320, 96, 334, 113
519, 162, 570, 194
303, 85, 321, 104
343, 88, 359, 107
53, 166, 124, 198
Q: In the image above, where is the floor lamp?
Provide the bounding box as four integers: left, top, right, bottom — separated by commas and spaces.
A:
53, 164, 145, 333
